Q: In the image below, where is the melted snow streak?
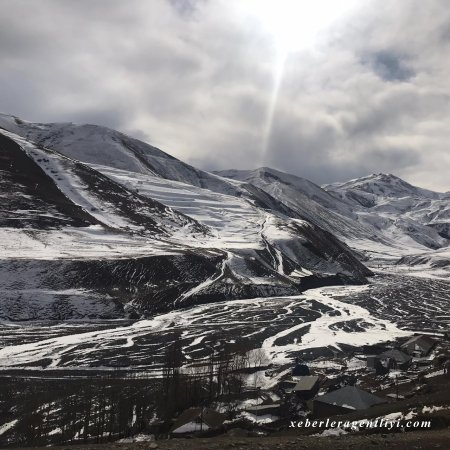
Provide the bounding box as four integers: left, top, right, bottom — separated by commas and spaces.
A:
2, 272, 447, 370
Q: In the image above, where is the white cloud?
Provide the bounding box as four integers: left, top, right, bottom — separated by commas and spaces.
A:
0, 0, 449, 191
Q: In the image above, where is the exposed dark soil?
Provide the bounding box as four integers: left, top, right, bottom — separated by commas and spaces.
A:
0, 132, 96, 228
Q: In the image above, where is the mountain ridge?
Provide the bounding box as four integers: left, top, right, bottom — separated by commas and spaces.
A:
217, 166, 450, 252
0, 114, 373, 320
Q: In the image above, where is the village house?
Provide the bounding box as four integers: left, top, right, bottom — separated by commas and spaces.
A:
278, 379, 298, 394
170, 408, 225, 435
377, 349, 412, 371
366, 355, 389, 374
292, 375, 321, 400
401, 335, 435, 357
313, 385, 386, 418
278, 375, 321, 399
245, 403, 281, 417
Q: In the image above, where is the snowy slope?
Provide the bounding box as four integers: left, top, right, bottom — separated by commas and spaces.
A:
94, 165, 371, 279
324, 173, 450, 250
94, 165, 264, 249
0, 129, 208, 238
215, 167, 379, 242
0, 122, 372, 320
324, 173, 442, 204
0, 113, 297, 218
0, 133, 96, 230
218, 167, 354, 214
218, 168, 450, 255
2, 112, 447, 258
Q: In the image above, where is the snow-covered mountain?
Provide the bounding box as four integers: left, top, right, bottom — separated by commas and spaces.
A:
218, 168, 450, 255
0, 114, 372, 320
0, 113, 295, 217
324, 173, 450, 250
215, 167, 378, 242
0, 130, 207, 237
325, 173, 442, 204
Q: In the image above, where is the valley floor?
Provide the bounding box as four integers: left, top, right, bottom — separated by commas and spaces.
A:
0, 270, 448, 371
1, 264, 449, 447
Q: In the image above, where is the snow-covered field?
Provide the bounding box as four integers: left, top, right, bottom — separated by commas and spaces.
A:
2, 271, 447, 372
93, 165, 266, 250
261, 285, 410, 364
0, 226, 185, 260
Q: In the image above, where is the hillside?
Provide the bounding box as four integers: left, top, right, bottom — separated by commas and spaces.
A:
218, 168, 450, 262
0, 116, 372, 320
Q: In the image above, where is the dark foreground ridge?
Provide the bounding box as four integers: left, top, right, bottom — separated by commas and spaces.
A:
20, 428, 450, 450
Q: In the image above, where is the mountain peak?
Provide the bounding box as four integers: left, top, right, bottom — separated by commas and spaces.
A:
324, 172, 442, 207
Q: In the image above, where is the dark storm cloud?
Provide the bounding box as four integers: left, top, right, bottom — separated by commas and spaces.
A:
364, 51, 414, 82
365, 146, 421, 170
0, 0, 449, 190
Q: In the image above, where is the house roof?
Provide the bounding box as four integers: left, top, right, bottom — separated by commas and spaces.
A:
279, 380, 298, 387
314, 386, 385, 410
293, 376, 320, 392
245, 403, 281, 412
402, 335, 435, 351
379, 349, 412, 364
171, 408, 225, 432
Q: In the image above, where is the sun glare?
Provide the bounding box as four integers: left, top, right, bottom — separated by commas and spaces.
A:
243, 0, 359, 54
238, 0, 360, 165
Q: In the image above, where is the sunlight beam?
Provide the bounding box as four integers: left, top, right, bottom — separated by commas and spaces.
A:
241, 0, 360, 163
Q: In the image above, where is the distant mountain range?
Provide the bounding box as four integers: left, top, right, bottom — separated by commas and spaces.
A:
0, 113, 448, 320
217, 168, 450, 252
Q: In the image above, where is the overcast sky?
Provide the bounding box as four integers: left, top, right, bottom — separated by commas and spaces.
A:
1, 0, 449, 191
